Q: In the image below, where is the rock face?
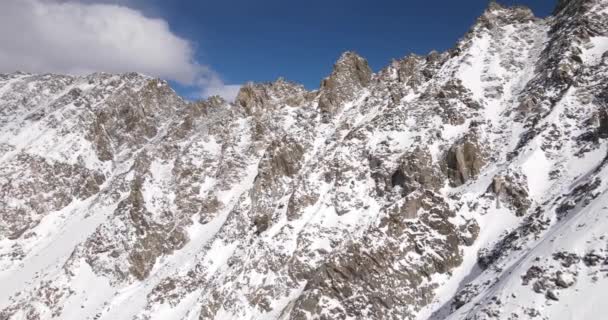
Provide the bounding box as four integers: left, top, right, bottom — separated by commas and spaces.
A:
1, 1, 608, 320
487, 171, 531, 216
445, 136, 486, 187
318, 51, 373, 120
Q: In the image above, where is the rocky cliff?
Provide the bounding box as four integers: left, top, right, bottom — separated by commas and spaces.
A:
1, 0, 608, 319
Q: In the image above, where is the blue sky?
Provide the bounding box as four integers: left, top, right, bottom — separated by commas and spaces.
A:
0, 0, 556, 100
149, 0, 555, 96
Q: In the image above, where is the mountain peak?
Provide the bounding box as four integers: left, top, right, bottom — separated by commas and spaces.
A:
317, 51, 372, 119
477, 1, 537, 29
234, 78, 309, 115
323, 50, 372, 89
335, 51, 366, 65
486, 0, 505, 12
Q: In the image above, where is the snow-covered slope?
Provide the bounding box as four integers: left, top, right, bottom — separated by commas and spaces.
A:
1, 1, 608, 319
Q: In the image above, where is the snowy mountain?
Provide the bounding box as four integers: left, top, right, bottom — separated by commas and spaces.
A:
1, 0, 608, 319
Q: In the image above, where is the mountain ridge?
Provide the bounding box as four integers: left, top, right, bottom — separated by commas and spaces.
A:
1, 0, 608, 319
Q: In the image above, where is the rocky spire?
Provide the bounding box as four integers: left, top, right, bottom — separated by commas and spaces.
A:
486, 0, 504, 12
476, 1, 537, 30
234, 82, 270, 115
318, 51, 372, 121
234, 78, 309, 115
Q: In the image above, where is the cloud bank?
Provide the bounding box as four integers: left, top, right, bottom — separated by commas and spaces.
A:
0, 0, 240, 100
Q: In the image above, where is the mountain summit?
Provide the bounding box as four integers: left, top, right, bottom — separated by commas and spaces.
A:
1, 0, 608, 319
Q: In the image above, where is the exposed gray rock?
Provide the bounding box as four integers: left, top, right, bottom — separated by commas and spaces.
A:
1, 1, 608, 319
445, 136, 486, 187
318, 51, 372, 121
487, 171, 531, 216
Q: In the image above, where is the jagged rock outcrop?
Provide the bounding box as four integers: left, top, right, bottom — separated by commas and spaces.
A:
445, 135, 486, 187
1, 1, 608, 320
480, 1, 537, 29
487, 171, 531, 216
318, 51, 372, 121
0, 153, 105, 239
235, 78, 310, 116
390, 147, 443, 196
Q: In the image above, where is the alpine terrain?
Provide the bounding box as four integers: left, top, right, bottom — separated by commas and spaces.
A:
1, 0, 608, 319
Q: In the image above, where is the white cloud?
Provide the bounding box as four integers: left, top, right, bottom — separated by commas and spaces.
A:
0, 0, 240, 100
202, 84, 242, 102
197, 74, 242, 101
